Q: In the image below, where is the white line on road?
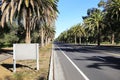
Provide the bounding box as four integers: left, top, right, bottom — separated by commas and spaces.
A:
57, 46, 90, 80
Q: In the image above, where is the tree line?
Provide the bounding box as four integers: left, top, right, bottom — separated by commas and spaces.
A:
56, 0, 120, 46
0, 0, 59, 47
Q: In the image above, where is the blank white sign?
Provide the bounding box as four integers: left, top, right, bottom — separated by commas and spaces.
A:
13, 44, 39, 60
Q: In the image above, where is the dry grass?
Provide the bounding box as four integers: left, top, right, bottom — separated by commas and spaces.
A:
0, 44, 52, 80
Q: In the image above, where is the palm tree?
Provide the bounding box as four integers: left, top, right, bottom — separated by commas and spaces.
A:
71, 26, 77, 44
83, 8, 103, 46
1, 0, 58, 43
98, 0, 120, 44
45, 26, 55, 45
105, 0, 120, 44
69, 24, 85, 44
40, 24, 55, 47
76, 24, 85, 44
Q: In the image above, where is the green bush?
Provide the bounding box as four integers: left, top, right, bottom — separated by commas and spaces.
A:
0, 32, 19, 47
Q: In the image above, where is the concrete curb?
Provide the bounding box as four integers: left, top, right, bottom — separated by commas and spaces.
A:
49, 44, 65, 80
48, 45, 54, 80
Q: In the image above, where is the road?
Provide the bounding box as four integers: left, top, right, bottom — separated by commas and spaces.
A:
53, 43, 120, 80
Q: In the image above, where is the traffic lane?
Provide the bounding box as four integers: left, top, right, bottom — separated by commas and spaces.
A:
57, 43, 120, 55
75, 45, 120, 55
54, 44, 85, 80
56, 43, 120, 80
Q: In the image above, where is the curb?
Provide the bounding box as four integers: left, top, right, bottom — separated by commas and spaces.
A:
49, 44, 65, 80
48, 45, 54, 80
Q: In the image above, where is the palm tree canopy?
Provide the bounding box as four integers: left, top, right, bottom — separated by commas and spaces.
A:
70, 24, 85, 37
1, 0, 59, 29
83, 8, 103, 31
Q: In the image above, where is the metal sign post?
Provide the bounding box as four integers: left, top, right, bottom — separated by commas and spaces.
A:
13, 44, 16, 72
36, 44, 39, 70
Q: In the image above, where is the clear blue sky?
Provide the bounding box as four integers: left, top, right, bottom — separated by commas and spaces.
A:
55, 0, 100, 38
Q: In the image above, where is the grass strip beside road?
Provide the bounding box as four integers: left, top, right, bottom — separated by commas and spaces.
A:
0, 44, 52, 80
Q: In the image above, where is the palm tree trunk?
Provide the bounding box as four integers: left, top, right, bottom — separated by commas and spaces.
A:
45, 36, 48, 46
79, 37, 81, 44
111, 33, 115, 45
97, 25, 101, 46
75, 35, 77, 44
86, 37, 88, 45
41, 28, 44, 47
97, 32, 100, 46
25, 20, 31, 43
48, 38, 51, 44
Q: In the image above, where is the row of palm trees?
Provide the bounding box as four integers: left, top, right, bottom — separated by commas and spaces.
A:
0, 0, 59, 47
56, 23, 85, 44
57, 0, 120, 46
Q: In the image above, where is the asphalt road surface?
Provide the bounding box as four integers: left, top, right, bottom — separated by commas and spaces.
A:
53, 43, 120, 80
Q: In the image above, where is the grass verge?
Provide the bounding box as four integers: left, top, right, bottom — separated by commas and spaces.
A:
0, 44, 52, 80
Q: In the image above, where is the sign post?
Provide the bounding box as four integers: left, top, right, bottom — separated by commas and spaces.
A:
36, 44, 39, 70
13, 44, 16, 72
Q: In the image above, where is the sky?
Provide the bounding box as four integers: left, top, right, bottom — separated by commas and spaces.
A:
55, 0, 100, 38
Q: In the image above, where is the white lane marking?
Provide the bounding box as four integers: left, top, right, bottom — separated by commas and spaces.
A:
95, 56, 106, 61
57, 46, 90, 80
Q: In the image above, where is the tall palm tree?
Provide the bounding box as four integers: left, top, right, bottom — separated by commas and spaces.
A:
98, 0, 120, 44
105, 0, 120, 44
76, 24, 85, 44
83, 8, 103, 46
40, 24, 55, 46
45, 26, 55, 45
70, 24, 85, 44
71, 26, 77, 44
1, 0, 58, 43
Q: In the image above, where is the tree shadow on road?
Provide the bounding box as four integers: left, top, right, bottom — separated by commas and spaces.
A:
0, 49, 13, 55
74, 56, 120, 70
55, 43, 120, 54
54, 46, 104, 54
55, 43, 120, 70
1, 63, 35, 72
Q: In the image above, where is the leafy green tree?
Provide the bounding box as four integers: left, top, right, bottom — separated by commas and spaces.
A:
0, 25, 19, 47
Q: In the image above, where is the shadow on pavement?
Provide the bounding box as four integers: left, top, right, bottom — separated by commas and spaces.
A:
55, 43, 120, 56
36, 76, 46, 80
54, 47, 104, 54
55, 43, 120, 70
1, 63, 35, 72
74, 56, 120, 70
55, 43, 120, 54
0, 49, 13, 55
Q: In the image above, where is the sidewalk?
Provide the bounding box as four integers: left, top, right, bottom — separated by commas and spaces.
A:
0, 53, 12, 62
49, 45, 65, 80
